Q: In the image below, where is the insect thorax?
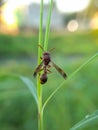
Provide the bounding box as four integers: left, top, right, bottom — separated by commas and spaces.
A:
43, 52, 51, 65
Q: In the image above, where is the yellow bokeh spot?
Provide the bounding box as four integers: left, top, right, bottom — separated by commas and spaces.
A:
90, 12, 98, 29
0, 3, 18, 34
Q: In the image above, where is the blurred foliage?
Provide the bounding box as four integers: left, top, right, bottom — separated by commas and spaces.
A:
86, 0, 98, 17
0, 0, 5, 6
0, 30, 98, 56
0, 30, 98, 130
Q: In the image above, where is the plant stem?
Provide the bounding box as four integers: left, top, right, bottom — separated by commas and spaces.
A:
37, 0, 53, 130
37, 0, 43, 130
44, 0, 53, 51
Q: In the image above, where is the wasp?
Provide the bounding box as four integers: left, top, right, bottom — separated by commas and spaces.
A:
33, 45, 67, 84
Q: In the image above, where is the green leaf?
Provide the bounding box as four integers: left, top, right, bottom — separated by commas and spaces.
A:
70, 110, 98, 130
0, 74, 38, 105
20, 76, 38, 105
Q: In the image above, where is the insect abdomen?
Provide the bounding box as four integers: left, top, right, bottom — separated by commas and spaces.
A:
40, 73, 48, 84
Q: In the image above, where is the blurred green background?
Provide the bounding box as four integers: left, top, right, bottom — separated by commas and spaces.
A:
0, 30, 98, 130
0, 0, 98, 129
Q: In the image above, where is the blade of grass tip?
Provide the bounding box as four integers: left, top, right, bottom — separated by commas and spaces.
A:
44, 0, 53, 51
43, 52, 98, 111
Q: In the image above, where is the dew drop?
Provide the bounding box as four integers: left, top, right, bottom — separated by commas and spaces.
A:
85, 114, 90, 119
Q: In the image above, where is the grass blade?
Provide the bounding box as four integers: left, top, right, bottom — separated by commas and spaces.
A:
20, 76, 38, 105
0, 74, 38, 105
70, 110, 98, 130
43, 52, 98, 111
69, 52, 98, 79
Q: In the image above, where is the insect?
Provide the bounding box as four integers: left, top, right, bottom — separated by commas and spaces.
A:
33, 45, 67, 84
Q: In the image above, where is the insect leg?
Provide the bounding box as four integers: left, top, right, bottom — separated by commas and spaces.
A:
40, 57, 42, 59
47, 69, 52, 74
38, 44, 45, 51
48, 65, 51, 68
33, 61, 43, 77
49, 48, 55, 52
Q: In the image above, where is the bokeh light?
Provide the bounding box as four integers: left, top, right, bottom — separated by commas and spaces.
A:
90, 12, 98, 29
67, 20, 78, 32
56, 0, 90, 13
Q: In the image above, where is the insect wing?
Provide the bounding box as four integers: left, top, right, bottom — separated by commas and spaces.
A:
33, 61, 43, 77
51, 61, 67, 79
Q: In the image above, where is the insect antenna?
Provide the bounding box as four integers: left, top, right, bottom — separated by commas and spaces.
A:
49, 48, 55, 52
38, 44, 55, 53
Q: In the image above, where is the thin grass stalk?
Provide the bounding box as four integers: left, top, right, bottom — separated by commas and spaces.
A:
44, 0, 53, 51
37, 0, 43, 130
37, 0, 53, 129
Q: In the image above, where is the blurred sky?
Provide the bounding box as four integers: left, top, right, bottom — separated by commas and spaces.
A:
5, 0, 90, 13
2, 0, 97, 34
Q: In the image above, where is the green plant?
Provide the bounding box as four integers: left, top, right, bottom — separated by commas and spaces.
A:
0, 1, 98, 130
37, 0, 53, 129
